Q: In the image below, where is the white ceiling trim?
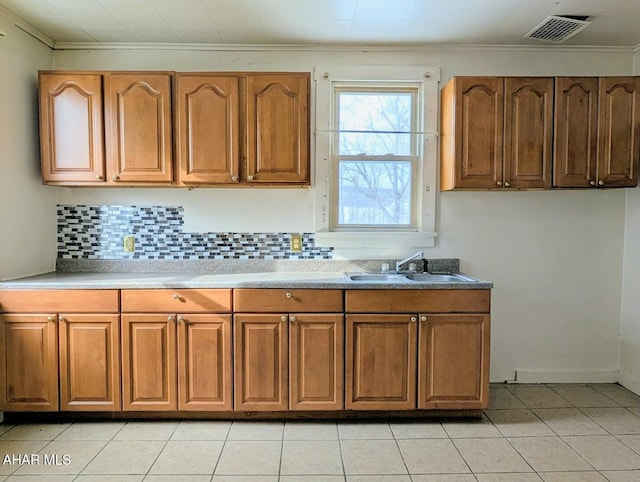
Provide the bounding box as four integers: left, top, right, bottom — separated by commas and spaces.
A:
0, 4, 53, 48
51, 41, 635, 54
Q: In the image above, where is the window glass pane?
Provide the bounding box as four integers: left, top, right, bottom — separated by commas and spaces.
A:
338, 92, 413, 156
338, 160, 412, 225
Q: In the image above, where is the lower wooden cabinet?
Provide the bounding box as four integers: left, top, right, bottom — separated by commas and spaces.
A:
346, 314, 417, 410
418, 314, 490, 409
0, 314, 58, 411
59, 314, 121, 411
290, 314, 344, 411
122, 314, 177, 411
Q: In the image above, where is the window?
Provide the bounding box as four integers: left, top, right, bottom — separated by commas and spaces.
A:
334, 86, 419, 230
315, 66, 440, 253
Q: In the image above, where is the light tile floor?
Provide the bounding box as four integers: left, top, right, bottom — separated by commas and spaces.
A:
0, 383, 639, 481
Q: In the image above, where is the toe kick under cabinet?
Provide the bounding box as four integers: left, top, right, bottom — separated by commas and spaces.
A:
0, 287, 491, 415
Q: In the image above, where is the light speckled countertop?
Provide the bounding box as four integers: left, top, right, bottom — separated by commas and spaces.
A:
0, 270, 492, 290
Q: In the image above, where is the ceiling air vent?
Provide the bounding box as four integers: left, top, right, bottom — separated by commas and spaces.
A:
524, 15, 591, 43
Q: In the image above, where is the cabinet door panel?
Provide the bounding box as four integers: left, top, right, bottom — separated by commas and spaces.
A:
177, 75, 240, 184
554, 77, 599, 188
247, 74, 309, 183
418, 314, 490, 409
290, 314, 344, 410
234, 314, 288, 411
39, 73, 105, 183
178, 314, 232, 411
122, 314, 176, 411
598, 77, 640, 187
346, 314, 416, 410
504, 77, 553, 189
450, 77, 504, 189
59, 314, 120, 411
105, 73, 173, 183
0, 314, 58, 411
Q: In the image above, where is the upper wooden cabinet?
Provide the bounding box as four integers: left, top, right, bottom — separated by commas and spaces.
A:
39, 71, 174, 186
175, 72, 310, 185
39, 73, 105, 183
441, 76, 553, 190
104, 73, 173, 184
554, 76, 639, 188
176, 74, 240, 184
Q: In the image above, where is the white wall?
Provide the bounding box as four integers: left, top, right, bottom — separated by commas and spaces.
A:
619, 50, 640, 394
52, 46, 633, 383
0, 13, 55, 280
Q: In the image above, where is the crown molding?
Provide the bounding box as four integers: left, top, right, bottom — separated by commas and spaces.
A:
51, 41, 636, 54
0, 4, 53, 48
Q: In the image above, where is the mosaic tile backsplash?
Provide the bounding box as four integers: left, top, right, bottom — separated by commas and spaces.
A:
57, 205, 334, 260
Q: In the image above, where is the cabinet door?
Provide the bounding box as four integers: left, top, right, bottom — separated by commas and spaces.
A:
504, 77, 554, 189
59, 314, 121, 411
177, 75, 240, 184
290, 314, 344, 411
122, 314, 177, 411
346, 314, 417, 410
598, 77, 640, 187
39, 73, 105, 183
0, 314, 58, 411
441, 77, 504, 190
105, 73, 173, 183
177, 314, 232, 411
234, 314, 288, 411
553, 77, 599, 188
418, 314, 490, 409
246, 73, 310, 184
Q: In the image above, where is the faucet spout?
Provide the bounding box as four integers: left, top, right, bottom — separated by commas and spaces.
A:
395, 251, 424, 272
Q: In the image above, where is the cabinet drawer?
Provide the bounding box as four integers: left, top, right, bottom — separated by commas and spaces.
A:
121, 289, 232, 313
0, 290, 119, 313
345, 289, 490, 313
234, 289, 343, 312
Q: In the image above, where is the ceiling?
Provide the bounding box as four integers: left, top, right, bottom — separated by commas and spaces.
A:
0, 0, 639, 48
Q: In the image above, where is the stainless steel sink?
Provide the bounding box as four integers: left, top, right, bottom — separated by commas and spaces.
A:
344, 272, 411, 283
405, 272, 477, 283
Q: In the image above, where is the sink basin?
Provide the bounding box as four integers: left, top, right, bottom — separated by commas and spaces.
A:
344, 273, 411, 283
405, 272, 477, 283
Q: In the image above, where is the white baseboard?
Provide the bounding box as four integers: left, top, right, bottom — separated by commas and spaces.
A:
513, 369, 619, 384
618, 370, 640, 396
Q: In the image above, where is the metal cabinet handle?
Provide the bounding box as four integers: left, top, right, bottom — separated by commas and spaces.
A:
231, 175, 239, 182
496, 181, 503, 187
177, 316, 185, 323
47, 316, 55, 322
173, 293, 185, 302
285, 292, 293, 299
290, 316, 297, 322
168, 316, 175, 322
504, 181, 511, 188
410, 316, 417, 323
589, 180, 596, 186
247, 175, 254, 181
598, 180, 605, 186
281, 315, 288, 322
96, 174, 103, 180
420, 315, 427, 322
112, 174, 120, 181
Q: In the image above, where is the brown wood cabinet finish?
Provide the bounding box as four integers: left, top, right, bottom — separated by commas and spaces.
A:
176, 74, 240, 184
121, 289, 232, 313
104, 73, 173, 183
234, 313, 289, 411
597, 77, 640, 187
418, 314, 490, 409
554, 77, 599, 188
121, 314, 177, 411
441, 77, 504, 190
345, 289, 490, 314
0, 314, 58, 411
246, 73, 310, 184
177, 314, 233, 411
504, 77, 554, 189
346, 314, 417, 410
234, 289, 342, 313
290, 314, 344, 411
39, 72, 105, 183
59, 314, 121, 411
0, 289, 119, 313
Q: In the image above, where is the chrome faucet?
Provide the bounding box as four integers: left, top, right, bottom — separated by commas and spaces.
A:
395, 251, 423, 272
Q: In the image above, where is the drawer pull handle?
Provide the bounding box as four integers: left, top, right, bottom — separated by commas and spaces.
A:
173, 293, 185, 302
47, 316, 55, 322
285, 292, 293, 299
281, 315, 288, 322
421, 315, 427, 322
410, 316, 417, 323
290, 316, 297, 322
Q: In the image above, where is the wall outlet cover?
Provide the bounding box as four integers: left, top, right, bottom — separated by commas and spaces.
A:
290, 234, 302, 252
123, 235, 135, 252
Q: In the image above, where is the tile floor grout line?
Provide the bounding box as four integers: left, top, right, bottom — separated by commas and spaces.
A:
141, 421, 180, 479
210, 420, 232, 478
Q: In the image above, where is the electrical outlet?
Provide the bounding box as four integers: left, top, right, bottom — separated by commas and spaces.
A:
290, 234, 302, 252
123, 235, 135, 252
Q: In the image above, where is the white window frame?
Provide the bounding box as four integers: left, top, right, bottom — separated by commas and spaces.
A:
314, 66, 440, 254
